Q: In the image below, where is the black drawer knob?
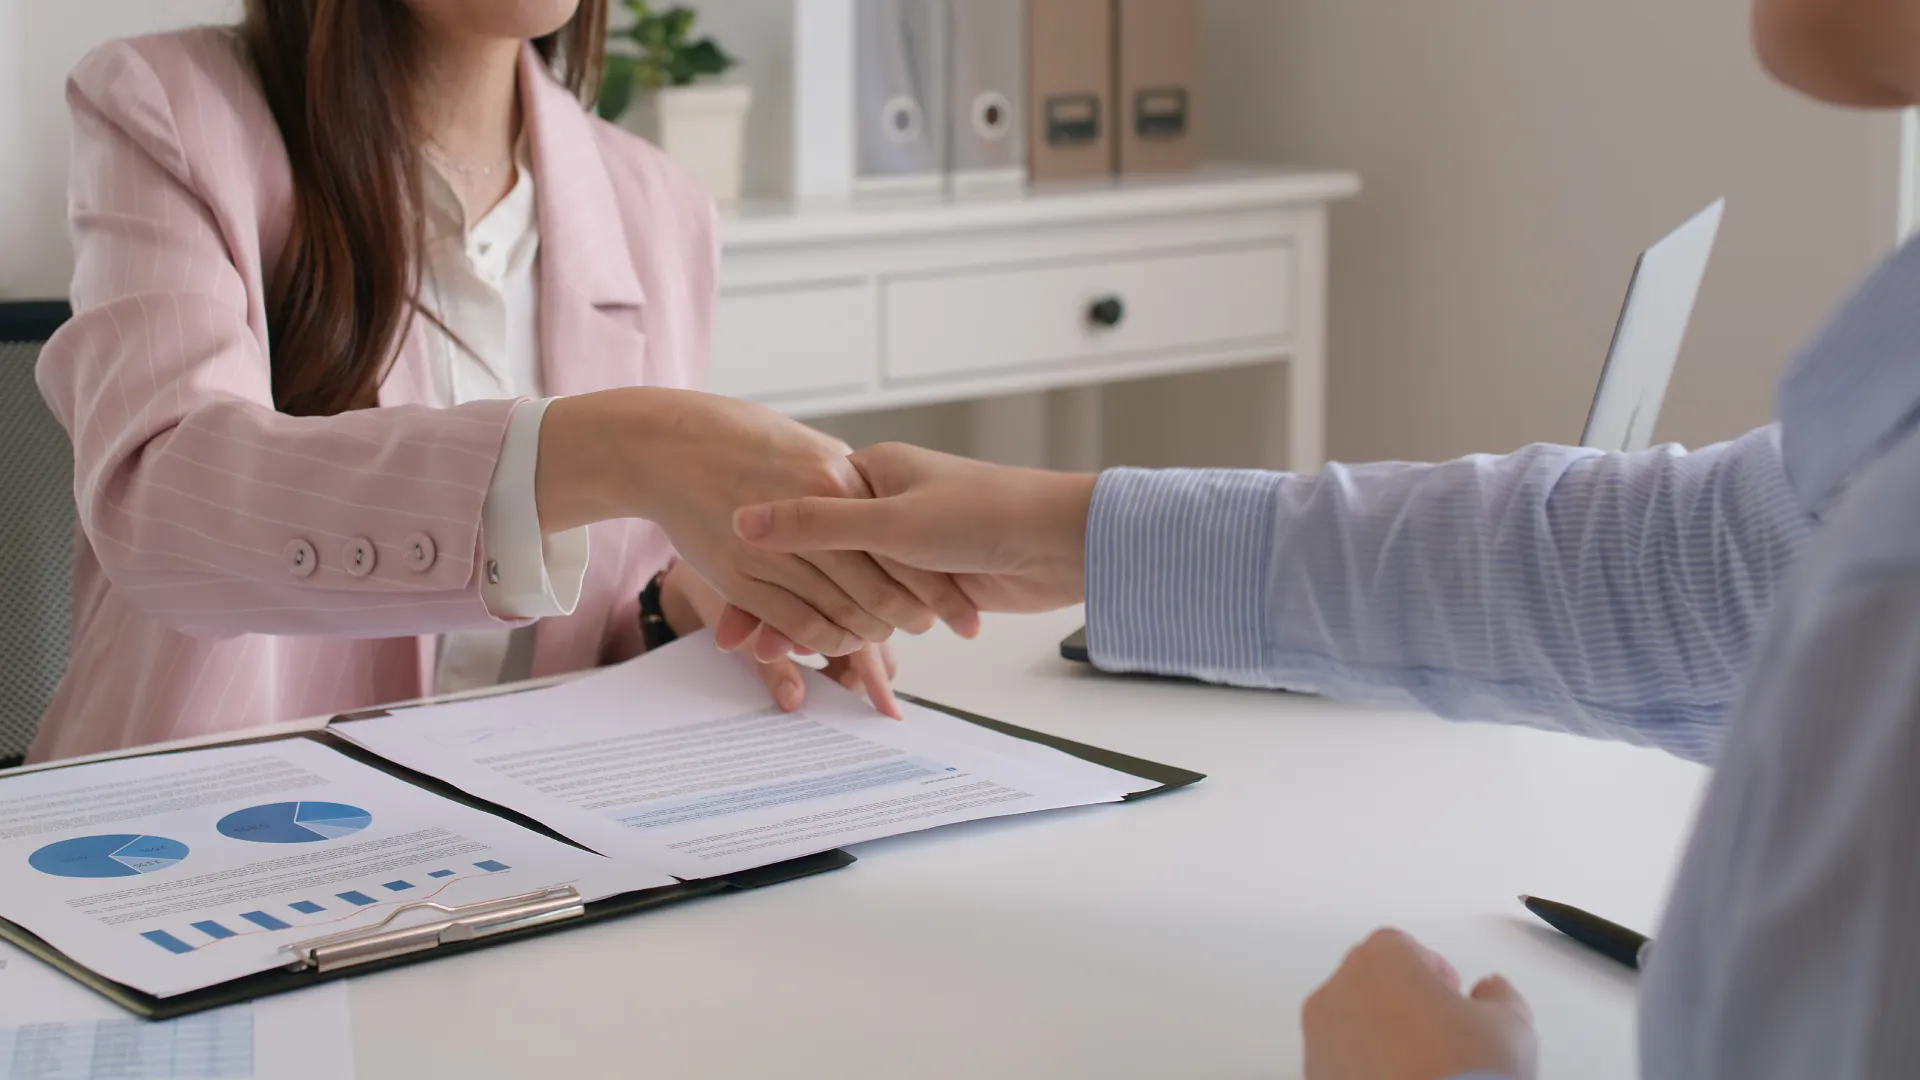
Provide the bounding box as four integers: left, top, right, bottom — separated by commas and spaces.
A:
1088, 296, 1126, 328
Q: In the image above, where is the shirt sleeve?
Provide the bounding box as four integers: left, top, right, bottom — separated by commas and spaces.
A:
1083, 424, 1810, 763
479, 398, 590, 619
1638, 565, 1920, 1079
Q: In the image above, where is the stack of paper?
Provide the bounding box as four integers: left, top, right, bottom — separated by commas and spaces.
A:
0, 740, 666, 997
0, 633, 1157, 1003
334, 635, 1153, 878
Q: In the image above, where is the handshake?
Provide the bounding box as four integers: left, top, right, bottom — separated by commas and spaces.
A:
537, 389, 1097, 712
715, 437, 1101, 659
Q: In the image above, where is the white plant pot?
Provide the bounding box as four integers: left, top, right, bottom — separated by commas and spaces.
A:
624, 83, 753, 206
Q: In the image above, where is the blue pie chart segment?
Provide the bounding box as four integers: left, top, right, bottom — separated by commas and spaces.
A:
217, 802, 373, 844
31, 834, 189, 878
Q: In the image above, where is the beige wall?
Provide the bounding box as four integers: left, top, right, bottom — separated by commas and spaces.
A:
1145, 0, 1902, 466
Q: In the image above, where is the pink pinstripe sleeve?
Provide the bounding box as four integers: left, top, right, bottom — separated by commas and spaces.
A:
40, 40, 517, 639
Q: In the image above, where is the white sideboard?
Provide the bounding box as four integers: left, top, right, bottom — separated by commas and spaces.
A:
712, 164, 1360, 471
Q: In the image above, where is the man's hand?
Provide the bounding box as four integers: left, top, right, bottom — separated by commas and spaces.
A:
540, 393, 977, 658
732, 442, 1097, 618
1302, 929, 1537, 1080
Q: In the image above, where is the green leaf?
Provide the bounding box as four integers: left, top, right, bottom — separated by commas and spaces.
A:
634, 16, 670, 52
609, 1, 732, 89
597, 57, 636, 120
670, 39, 735, 84
661, 7, 696, 47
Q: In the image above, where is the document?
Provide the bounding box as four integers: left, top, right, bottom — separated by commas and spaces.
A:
0, 939, 354, 1079
0, 740, 670, 998
336, 634, 1154, 878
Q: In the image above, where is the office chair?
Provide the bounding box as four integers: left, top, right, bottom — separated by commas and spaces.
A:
0, 301, 74, 768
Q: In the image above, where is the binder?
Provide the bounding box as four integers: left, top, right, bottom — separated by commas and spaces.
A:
854, 0, 950, 195
947, 0, 1027, 194
792, 0, 859, 202
1026, 0, 1113, 182
0, 695, 1202, 1020
1112, 0, 1201, 175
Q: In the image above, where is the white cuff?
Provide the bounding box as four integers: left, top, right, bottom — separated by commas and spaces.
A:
480, 398, 590, 619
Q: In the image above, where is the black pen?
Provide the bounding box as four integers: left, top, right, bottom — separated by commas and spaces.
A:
1519, 895, 1651, 970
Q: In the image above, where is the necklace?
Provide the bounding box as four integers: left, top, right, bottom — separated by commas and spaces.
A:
423, 144, 512, 178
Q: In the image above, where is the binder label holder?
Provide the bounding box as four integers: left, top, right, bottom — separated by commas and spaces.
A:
1044, 94, 1102, 146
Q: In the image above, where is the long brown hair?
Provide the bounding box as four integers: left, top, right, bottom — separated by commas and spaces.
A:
240, 0, 606, 417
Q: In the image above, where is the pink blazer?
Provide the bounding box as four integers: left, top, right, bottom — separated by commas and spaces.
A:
30, 29, 716, 762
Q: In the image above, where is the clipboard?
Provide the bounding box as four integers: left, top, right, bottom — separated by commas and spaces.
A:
0, 695, 1202, 1020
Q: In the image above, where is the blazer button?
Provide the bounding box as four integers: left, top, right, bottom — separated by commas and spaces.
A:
343, 537, 377, 578
284, 539, 318, 578
404, 532, 437, 573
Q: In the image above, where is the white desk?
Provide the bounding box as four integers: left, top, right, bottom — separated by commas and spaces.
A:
327, 608, 1705, 1079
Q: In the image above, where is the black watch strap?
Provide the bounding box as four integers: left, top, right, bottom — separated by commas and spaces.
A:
638, 570, 678, 651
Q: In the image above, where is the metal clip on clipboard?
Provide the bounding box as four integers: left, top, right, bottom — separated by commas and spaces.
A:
284, 886, 585, 973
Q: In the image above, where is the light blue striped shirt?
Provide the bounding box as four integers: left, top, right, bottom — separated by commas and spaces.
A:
1086, 235, 1920, 1077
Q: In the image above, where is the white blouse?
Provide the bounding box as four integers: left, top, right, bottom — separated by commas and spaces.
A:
419, 146, 590, 694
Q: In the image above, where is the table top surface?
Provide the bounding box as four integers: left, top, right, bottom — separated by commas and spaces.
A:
321, 608, 1704, 1080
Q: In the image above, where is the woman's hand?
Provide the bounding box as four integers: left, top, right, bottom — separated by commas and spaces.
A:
536, 389, 976, 659
659, 560, 902, 719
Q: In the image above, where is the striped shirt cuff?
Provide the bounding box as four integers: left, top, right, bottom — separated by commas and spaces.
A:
1084, 467, 1282, 682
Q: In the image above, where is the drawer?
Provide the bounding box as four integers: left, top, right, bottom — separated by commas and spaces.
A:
708, 282, 877, 401
881, 244, 1294, 383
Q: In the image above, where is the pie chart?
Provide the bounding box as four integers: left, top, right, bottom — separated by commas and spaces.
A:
216, 801, 373, 844
31, 834, 189, 878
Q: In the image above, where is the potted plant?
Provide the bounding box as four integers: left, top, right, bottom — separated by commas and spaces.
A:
598, 2, 749, 204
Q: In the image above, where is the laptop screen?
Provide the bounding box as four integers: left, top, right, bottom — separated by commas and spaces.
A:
1580, 199, 1724, 453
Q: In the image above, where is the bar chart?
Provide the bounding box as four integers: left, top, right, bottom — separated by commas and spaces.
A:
137, 861, 515, 954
